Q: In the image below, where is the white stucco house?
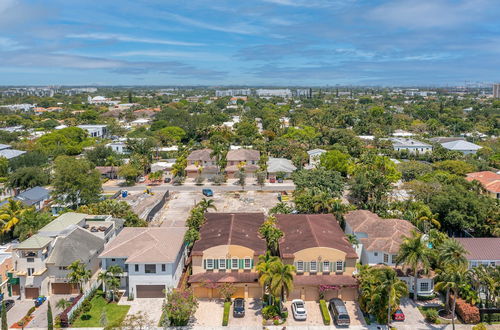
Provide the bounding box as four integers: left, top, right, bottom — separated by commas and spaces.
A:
389, 138, 433, 154
440, 140, 482, 155
306, 149, 326, 168
99, 227, 188, 298
77, 124, 108, 138
106, 141, 129, 154
344, 210, 434, 297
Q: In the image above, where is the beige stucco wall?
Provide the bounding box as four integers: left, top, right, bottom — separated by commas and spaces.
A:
291, 247, 356, 275
192, 245, 258, 274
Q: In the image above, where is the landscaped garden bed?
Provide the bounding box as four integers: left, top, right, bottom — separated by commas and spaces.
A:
71, 291, 130, 327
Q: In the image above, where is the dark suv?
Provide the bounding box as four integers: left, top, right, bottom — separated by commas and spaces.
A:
328, 298, 350, 326
233, 298, 245, 317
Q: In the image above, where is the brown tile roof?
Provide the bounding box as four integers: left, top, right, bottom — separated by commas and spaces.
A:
225, 164, 260, 173
191, 213, 266, 256
276, 214, 357, 259
466, 171, 500, 193
226, 149, 260, 162
294, 274, 358, 287
99, 227, 187, 263
187, 148, 215, 162
455, 238, 500, 261
344, 210, 415, 254
188, 271, 259, 284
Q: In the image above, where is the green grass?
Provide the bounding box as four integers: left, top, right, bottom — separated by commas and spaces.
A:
72, 294, 130, 327
319, 300, 331, 325
222, 301, 231, 326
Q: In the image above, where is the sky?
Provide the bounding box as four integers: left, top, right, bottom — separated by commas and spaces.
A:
0, 0, 499, 86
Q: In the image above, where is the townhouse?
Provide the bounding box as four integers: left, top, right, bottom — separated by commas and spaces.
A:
186, 149, 218, 179
276, 214, 359, 301
188, 213, 266, 299
225, 149, 260, 178
455, 238, 500, 269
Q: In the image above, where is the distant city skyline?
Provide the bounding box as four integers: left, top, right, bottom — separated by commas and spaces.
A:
0, 0, 499, 86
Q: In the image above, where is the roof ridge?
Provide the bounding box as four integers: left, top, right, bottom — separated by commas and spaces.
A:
306, 215, 320, 247
227, 214, 234, 246
103, 228, 147, 256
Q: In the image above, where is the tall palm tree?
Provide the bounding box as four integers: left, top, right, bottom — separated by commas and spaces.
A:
438, 238, 468, 269
67, 260, 92, 293
395, 230, 432, 301
382, 269, 408, 325
256, 252, 279, 304
99, 265, 123, 301
56, 298, 71, 311
198, 198, 217, 213
0, 199, 27, 236
269, 260, 295, 301
435, 264, 466, 330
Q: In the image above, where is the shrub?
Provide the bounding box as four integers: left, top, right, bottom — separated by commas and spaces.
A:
222, 301, 231, 326
319, 300, 331, 325
27, 306, 36, 316
423, 308, 439, 323
455, 298, 480, 324
473, 323, 487, 330
262, 305, 279, 320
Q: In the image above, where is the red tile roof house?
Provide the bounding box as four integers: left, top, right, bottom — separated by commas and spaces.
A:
275, 214, 359, 301
185, 148, 218, 179
454, 237, 500, 269
188, 213, 267, 299
466, 171, 500, 199
344, 210, 435, 297
225, 149, 260, 178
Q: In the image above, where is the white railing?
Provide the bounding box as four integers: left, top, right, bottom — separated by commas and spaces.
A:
67, 279, 101, 321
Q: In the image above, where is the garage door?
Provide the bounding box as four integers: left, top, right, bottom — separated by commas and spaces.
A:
323, 289, 338, 301
340, 288, 357, 301
248, 287, 262, 299
288, 288, 301, 300
25, 288, 40, 299
194, 287, 210, 298
11, 284, 20, 296
305, 287, 319, 301
136, 285, 165, 298
233, 287, 245, 298
52, 283, 79, 294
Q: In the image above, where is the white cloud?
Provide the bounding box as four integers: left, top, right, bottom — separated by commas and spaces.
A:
161, 12, 261, 35
67, 33, 204, 46
0, 37, 23, 51
261, 0, 349, 8
113, 50, 229, 60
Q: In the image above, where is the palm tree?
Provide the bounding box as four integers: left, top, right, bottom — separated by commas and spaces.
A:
98, 265, 123, 302
435, 264, 466, 330
198, 198, 217, 213
346, 234, 359, 247
256, 252, 280, 296
395, 230, 432, 301
67, 260, 92, 293
438, 238, 468, 269
382, 269, 408, 325
0, 199, 27, 237
56, 298, 71, 311
269, 260, 295, 301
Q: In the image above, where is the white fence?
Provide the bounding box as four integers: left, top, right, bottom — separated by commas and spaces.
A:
67, 279, 102, 321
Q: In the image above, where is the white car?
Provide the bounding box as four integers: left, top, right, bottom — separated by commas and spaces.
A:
291, 299, 307, 320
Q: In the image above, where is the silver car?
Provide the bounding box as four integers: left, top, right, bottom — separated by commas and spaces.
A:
291, 299, 307, 320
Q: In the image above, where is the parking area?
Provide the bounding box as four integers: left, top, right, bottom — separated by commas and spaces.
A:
285, 300, 324, 326
191, 299, 224, 327
118, 297, 164, 325
399, 297, 427, 327
6, 298, 33, 327
229, 298, 262, 326
344, 300, 367, 326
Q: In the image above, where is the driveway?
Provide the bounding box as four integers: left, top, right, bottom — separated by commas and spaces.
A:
6, 298, 34, 328
399, 297, 428, 328
118, 297, 164, 326
230, 298, 262, 326
191, 299, 224, 327
285, 301, 323, 326
345, 300, 367, 327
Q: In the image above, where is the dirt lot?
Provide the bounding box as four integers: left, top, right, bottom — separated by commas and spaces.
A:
118, 190, 166, 219
159, 191, 284, 227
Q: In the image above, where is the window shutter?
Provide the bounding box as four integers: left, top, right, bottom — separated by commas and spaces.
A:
294, 262, 297, 269
305, 262, 309, 272
343, 261, 346, 272
239, 259, 244, 269
203, 259, 206, 269
319, 261, 323, 272
227, 259, 230, 269
250, 258, 254, 269
214, 259, 218, 269
330, 262, 333, 272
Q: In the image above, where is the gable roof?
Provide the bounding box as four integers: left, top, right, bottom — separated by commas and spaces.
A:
389, 138, 431, 148
441, 140, 482, 151
39, 212, 88, 233
99, 227, 187, 263
45, 227, 104, 266
307, 149, 326, 155
267, 158, 297, 173
0, 149, 26, 159
187, 148, 214, 162
15, 186, 50, 205
466, 171, 500, 193
16, 235, 52, 249
191, 213, 266, 256
226, 149, 260, 161
344, 210, 415, 254
455, 238, 500, 261
276, 214, 357, 259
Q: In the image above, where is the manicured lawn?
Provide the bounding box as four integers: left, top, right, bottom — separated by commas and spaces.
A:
72, 294, 130, 327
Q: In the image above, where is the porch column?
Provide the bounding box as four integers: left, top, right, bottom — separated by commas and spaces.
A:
244, 285, 248, 299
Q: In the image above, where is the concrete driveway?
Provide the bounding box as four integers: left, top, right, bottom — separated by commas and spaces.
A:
285, 301, 323, 326
191, 299, 224, 327
344, 300, 367, 326
6, 298, 34, 328
398, 297, 428, 328
118, 297, 164, 326
230, 298, 262, 326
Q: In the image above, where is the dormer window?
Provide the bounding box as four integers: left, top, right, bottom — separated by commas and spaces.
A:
219, 258, 226, 270
205, 259, 214, 270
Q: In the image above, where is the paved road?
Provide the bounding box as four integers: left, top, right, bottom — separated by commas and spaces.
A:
6, 298, 33, 328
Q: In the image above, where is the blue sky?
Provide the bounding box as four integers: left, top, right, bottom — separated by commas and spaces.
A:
0, 0, 499, 86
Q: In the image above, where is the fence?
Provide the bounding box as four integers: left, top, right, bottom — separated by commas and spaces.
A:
146, 190, 170, 222
109, 189, 122, 200
67, 279, 102, 322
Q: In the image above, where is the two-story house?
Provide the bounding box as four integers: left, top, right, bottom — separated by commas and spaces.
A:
276, 214, 359, 301
188, 213, 266, 299
306, 149, 326, 169
77, 124, 108, 138
186, 149, 218, 178
455, 238, 500, 269
10, 212, 123, 299
344, 210, 434, 297
225, 149, 260, 178
389, 137, 433, 154
99, 227, 187, 298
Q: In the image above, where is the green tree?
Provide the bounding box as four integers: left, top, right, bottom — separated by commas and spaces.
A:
397, 161, 433, 182
258, 216, 283, 255
66, 260, 91, 293
256, 171, 266, 189
395, 230, 432, 302
13, 210, 53, 241
234, 120, 259, 145
435, 264, 466, 330
198, 198, 217, 213
433, 160, 476, 176
77, 199, 147, 227
84, 145, 117, 166
118, 163, 142, 185
98, 265, 123, 302
0, 157, 8, 177
256, 251, 280, 303
236, 167, 246, 190
52, 156, 102, 208
1, 300, 7, 330
7, 167, 50, 191
0, 199, 27, 237
269, 260, 295, 301
291, 168, 345, 197
319, 150, 352, 176
56, 298, 71, 311
165, 288, 198, 326
156, 126, 186, 145
47, 301, 53, 330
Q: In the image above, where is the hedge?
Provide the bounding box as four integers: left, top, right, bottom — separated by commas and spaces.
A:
455, 298, 480, 324
319, 300, 331, 325
222, 301, 231, 326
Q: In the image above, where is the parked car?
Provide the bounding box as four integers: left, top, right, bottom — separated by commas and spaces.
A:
138, 176, 146, 183
328, 298, 350, 326
233, 298, 245, 317
202, 188, 213, 197
291, 299, 307, 320
164, 177, 171, 183
34, 296, 46, 307
0, 300, 14, 312
393, 308, 405, 321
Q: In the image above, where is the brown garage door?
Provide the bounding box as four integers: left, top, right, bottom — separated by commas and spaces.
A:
232, 287, 245, 298
52, 283, 79, 295
288, 288, 301, 300
323, 289, 338, 301
305, 287, 319, 301
11, 284, 20, 296
25, 287, 40, 299
136, 285, 165, 298
248, 286, 262, 299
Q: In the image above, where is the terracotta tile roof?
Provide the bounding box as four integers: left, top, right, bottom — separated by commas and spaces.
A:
188, 271, 259, 283
187, 148, 215, 162
191, 213, 266, 256
99, 227, 187, 263
466, 171, 500, 193
455, 238, 500, 261
226, 149, 260, 162
294, 274, 358, 287
225, 164, 260, 172
344, 210, 415, 254
276, 214, 357, 259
